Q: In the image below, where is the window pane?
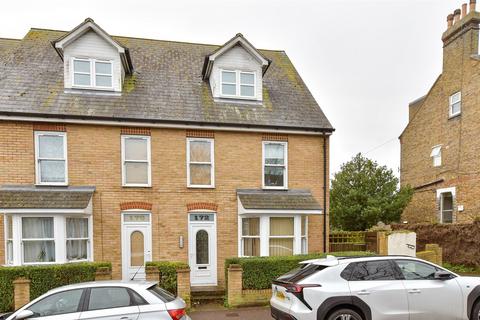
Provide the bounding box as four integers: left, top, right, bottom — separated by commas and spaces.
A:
124, 137, 148, 161
74, 73, 91, 86
222, 71, 236, 83
451, 102, 461, 115
196, 230, 209, 264
74, 60, 90, 73
240, 85, 255, 97
243, 238, 260, 256
270, 217, 294, 236
190, 214, 214, 222
395, 260, 441, 280
301, 237, 307, 254
6, 215, 12, 239
23, 241, 55, 263
95, 61, 112, 74
125, 162, 149, 184
38, 135, 64, 159
190, 164, 211, 185
269, 238, 293, 256
301, 216, 307, 236
350, 261, 396, 281
240, 73, 254, 85
451, 92, 461, 103
95, 75, 112, 87
222, 84, 236, 95
67, 218, 88, 238
124, 214, 150, 223
242, 218, 260, 236
88, 287, 131, 311
265, 144, 285, 165
22, 217, 53, 238
264, 166, 284, 187
67, 240, 88, 261
190, 141, 211, 162
130, 231, 144, 267
6, 240, 13, 264
29, 289, 83, 317
40, 160, 66, 183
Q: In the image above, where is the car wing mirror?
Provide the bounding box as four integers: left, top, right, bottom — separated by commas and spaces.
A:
434, 270, 452, 280
14, 310, 34, 320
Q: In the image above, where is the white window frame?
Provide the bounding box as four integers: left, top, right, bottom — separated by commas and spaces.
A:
186, 138, 215, 188
262, 141, 288, 190
35, 131, 68, 186
240, 217, 261, 257
65, 217, 90, 262
220, 69, 256, 99
71, 57, 114, 90
431, 145, 442, 167
238, 215, 306, 257
4, 214, 93, 266
436, 187, 456, 224
301, 216, 308, 254
121, 135, 152, 187
5, 215, 13, 265
449, 92, 461, 117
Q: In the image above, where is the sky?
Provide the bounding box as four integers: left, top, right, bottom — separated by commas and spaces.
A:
0, 0, 461, 177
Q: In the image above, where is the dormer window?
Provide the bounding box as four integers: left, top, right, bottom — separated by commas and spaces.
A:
221, 70, 255, 98
72, 58, 113, 89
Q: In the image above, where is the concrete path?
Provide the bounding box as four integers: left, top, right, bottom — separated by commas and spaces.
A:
189, 306, 271, 320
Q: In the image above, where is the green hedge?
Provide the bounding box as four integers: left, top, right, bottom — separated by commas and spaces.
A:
145, 261, 189, 295
0, 262, 111, 313
225, 252, 375, 290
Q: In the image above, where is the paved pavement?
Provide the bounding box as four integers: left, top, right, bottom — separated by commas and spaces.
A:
189, 306, 271, 320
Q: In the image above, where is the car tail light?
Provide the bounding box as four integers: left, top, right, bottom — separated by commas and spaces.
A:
285, 283, 321, 293
167, 308, 186, 320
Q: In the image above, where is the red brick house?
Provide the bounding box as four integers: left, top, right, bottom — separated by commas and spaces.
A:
0, 18, 333, 287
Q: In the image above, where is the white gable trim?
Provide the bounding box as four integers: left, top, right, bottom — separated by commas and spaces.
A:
209, 35, 269, 66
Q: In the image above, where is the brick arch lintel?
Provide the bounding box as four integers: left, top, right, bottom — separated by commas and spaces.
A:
120, 201, 153, 211
187, 202, 218, 212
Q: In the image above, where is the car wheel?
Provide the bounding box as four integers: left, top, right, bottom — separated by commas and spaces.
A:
473, 301, 480, 320
327, 308, 363, 320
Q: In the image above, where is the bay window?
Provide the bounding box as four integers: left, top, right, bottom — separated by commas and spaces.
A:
4, 215, 92, 266
239, 215, 308, 257
35, 131, 68, 185
263, 141, 287, 189
122, 135, 151, 187
187, 138, 215, 188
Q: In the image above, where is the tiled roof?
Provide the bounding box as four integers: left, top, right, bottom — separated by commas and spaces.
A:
0, 38, 20, 59
0, 28, 333, 132
237, 189, 322, 210
0, 185, 95, 209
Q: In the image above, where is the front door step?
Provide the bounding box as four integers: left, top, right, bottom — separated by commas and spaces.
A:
191, 286, 225, 305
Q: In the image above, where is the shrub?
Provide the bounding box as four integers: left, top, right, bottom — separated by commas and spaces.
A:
225, 252, 375, 290
0, 262, 111, 313
146, 261, 189, 295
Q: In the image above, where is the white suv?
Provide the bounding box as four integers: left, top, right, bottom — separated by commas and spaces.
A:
270, 255, 480, 320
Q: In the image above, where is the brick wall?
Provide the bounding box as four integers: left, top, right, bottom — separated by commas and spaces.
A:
0, 121, 329, 286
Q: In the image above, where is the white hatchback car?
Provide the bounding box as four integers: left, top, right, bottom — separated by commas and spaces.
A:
2, 281, 190, 320
271, 255, 480, 320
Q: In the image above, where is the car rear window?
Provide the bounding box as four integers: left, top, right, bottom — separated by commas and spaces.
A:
275, 264, 327, 284
147, 285, 176, 302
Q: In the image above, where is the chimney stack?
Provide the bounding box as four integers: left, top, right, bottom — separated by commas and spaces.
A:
462, 3, 468, 18
453, 9, 461, 24
447, 13, 454, 27
470, 0, 476, 13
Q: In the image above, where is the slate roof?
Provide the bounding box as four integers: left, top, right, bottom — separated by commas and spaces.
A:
237, 189, 322, 210
0, 28, 333, 132
0, 38, 20, 58
0, 185, 95, 209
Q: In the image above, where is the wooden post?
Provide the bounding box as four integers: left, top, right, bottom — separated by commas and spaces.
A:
145, 266, 160, 282
176, 268, 191, 308
227, 264, 243, 307
13, 277, 30, 310
95, 267, 112, 281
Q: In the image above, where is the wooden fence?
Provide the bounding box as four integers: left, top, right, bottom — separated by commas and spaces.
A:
329, 231, 367, 252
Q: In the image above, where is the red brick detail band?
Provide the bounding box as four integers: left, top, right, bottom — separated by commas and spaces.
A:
187, 202, 218, 212
186, 130, 215, 138
262, 133, 288, 141
121, 127, 151, 136
33, 123, 66, 132
120, 201, 153, 211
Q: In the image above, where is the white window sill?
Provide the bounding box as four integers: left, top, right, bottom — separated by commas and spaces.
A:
187, 185, 216, 189
262, 186, 288, 190
35, 182, 68, 187
122, 184, 152, 188
448, 113, 461, 120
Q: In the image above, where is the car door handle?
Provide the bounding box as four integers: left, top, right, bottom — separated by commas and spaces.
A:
357, 290, 371, 295
408, 289, 421, 294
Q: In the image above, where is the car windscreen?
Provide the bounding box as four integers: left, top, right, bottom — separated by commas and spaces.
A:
147, 285, 176, 302
275, 264, 328, 284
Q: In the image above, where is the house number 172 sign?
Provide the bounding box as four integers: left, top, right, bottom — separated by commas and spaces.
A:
190, 214, 214, 222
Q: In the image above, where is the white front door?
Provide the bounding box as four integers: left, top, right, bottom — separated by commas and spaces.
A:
121, 212, 152, 280
188, 213, 217, 286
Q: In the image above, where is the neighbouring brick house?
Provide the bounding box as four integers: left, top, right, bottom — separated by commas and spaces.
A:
0, 18, 333, 287
400, 1, 480, 224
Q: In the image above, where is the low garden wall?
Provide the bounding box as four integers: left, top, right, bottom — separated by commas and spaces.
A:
0, 262, 111, 312
392, 221, 480, 267
145, 261, 190, 308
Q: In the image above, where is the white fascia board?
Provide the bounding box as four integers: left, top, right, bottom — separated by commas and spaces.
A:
1, 208, 90, 214
209, 36, 268, 66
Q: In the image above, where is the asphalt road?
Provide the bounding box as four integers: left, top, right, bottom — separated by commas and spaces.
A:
190, 306, 271, 320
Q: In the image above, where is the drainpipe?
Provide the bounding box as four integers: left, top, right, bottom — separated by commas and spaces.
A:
323, 134, 328, 253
